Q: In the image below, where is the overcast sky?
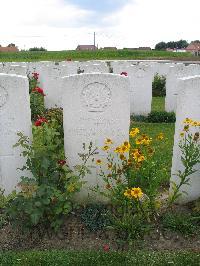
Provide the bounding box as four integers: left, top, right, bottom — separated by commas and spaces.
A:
1, 0, 199, 51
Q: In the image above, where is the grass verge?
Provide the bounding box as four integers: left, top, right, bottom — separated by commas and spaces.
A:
0, 50, 196, 62
0, 250, 199, 266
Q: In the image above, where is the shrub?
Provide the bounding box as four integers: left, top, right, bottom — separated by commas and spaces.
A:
161, 212, 200, 236
80, 204, 110, 231
6, 118, 95, 232
28, 72, 45, 121
93, 131, 167, 239
152, 73, 166, 97
147, 111, 176, 123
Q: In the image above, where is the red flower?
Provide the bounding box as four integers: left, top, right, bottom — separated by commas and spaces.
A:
103, 244, 110, 252
32, 72, 39, 80
58, 160, 66, 166
120, 72, 128, 76
34, 117, 48, 127
32, 87, 46, 96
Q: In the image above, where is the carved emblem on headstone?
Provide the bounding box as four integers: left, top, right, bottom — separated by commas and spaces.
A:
0, 86, 8, 108
81, 82, 111, 112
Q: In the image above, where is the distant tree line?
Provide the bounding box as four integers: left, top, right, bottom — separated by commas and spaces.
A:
29, 47, 47, 51
155, 40, 189, 50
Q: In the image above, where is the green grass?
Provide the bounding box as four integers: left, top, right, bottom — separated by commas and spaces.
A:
0, 50, 196, 62
131, 122, 175, 185
136, 97, 174, 184
0, 250, 199, 266
151, 97, 165, 112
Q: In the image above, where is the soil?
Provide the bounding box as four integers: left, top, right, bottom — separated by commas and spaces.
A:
0, 205, 200, 253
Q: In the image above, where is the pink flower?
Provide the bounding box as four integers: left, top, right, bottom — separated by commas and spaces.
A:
120, 72, 128, 76
103, 244, 110, 252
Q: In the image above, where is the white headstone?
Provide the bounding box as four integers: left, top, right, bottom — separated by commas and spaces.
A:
129, 64, 154, 116
0, 74, 32, 194
39, 66, 72, 108
62, 73, 130, 202
170, 75, 200, 203
165, 64, 200, 112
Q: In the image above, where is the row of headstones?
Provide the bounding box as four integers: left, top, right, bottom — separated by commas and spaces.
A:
1, 61, 200, 115
0, 72, 200, 203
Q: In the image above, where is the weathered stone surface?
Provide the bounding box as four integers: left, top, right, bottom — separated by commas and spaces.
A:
0, 74, 32, 194
165, 64, 200, 112
170, 75, 200, 203
62, 73, 130, 202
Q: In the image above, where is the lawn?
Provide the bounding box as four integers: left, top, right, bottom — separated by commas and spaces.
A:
0, 49, 196, 62
151, 96, 165, 112
132, 97, 175, 185
0, 250, 199, 266
131, 121, 175, 185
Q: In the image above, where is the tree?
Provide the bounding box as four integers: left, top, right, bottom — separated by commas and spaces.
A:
155, 42, 167, 50
155, 40, 189, 50
29, 47, 47, 51
176, 40, 188, 49
8, 43, 16, 47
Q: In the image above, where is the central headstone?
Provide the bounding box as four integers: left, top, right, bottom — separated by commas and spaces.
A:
62, 73, 130, 202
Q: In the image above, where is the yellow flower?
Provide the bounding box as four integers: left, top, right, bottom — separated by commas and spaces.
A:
120, 144, 130, 153
183, 118, 193, 124
120, 154, 126, 160
105, 138, 113, 145
191, 121, 198, 127
67, 184, 75, 193
124, 188, 132, 198
183, 125, 189, 132
129, 128, 140, 138
133, 152, 145, 163
96, 159, 102, 165
135, 138, 143, 145
102, 145, 110, 151
180, 132, 185, 138
157, 133, 164, 140
114, 146, 122, 153
136, 135, 152, 145
123, 141, 130, 148
131, 187, 143, 199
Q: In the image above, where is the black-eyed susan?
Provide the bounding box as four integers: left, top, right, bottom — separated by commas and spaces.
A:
105, 138, 113, 145
157, 133, 164, 140
124, 188, 132, 198
129, 128, 140, 137
131, 187, 143, 199
102, 145, 110, 151
183, 125, 189, 132
96, 159, 103, 165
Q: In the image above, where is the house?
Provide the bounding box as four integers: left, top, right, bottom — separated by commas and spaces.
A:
103, 47, 117, 50
186, 42, 200, 56
76, 45, 98, 51
0, 45, 19, 52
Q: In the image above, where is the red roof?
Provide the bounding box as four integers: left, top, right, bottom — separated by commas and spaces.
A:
186, 42, 200, 51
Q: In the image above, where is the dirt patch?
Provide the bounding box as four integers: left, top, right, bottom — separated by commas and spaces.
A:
0, 207, 200, 253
